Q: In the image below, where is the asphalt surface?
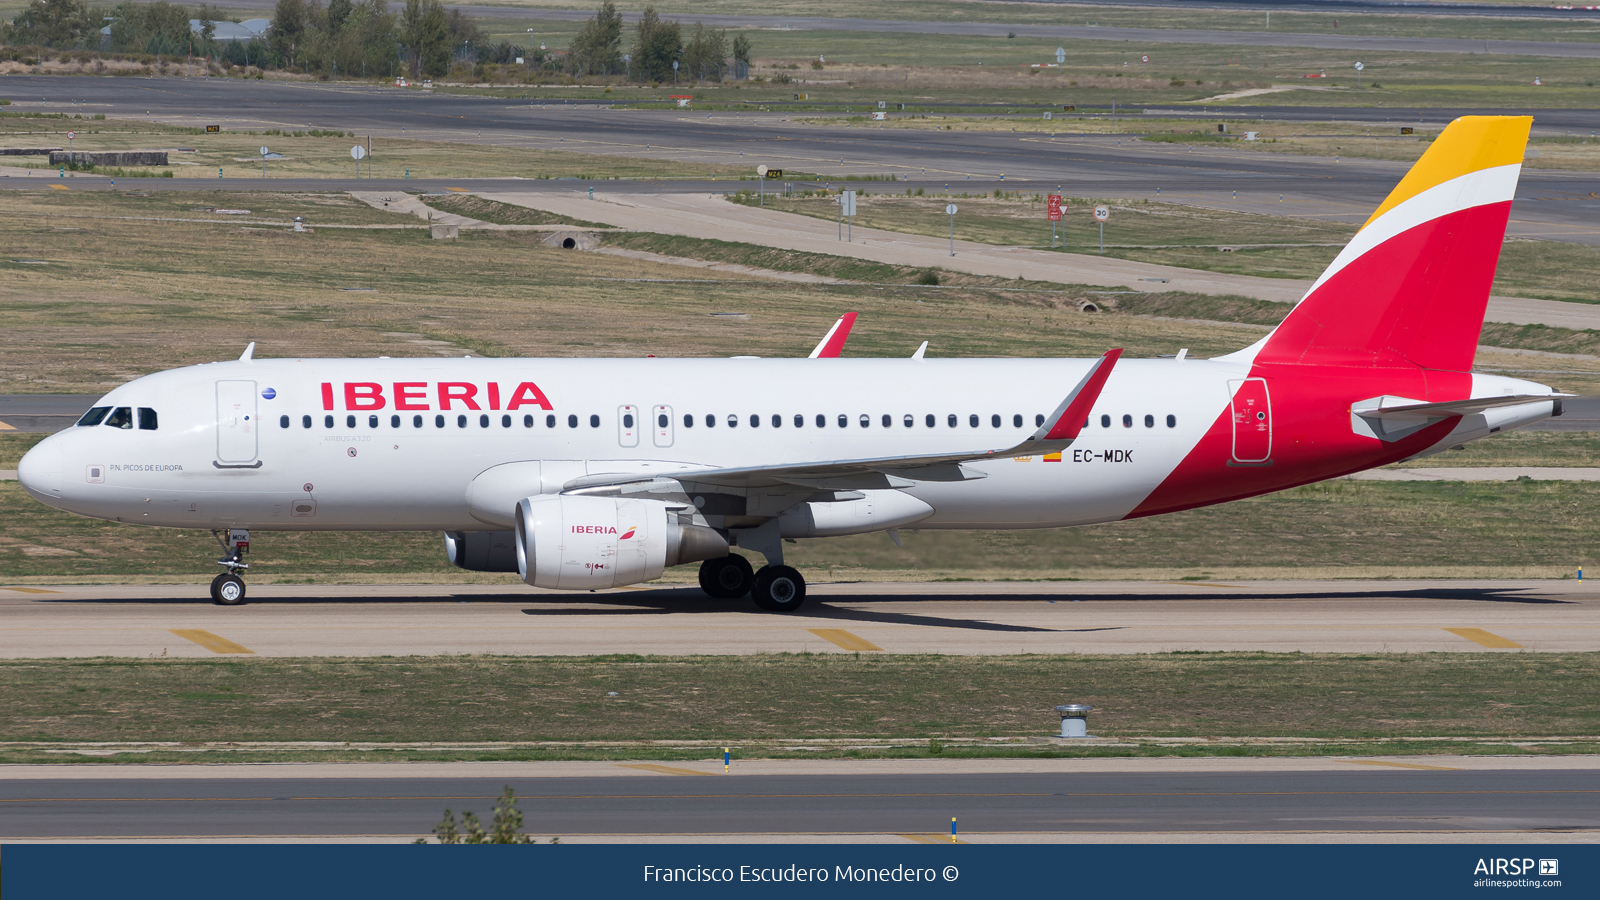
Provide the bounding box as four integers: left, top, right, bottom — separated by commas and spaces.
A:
8, 77, 1599, 245
2, 580, 1593, 657
1, 768, 1594, 840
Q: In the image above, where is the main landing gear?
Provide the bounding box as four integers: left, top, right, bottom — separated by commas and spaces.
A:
209, 528, 250, 606
698, 555, 807, 612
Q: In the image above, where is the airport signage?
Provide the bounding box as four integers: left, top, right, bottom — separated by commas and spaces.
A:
764, 168, 783, 179
206, 124, 220, 133
1047, 194, 1063, 221
1093, 205, 1110, 222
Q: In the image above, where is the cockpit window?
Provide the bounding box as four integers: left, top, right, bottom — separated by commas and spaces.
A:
137, 408, 158, 431
103, 407, 133, 429
77, 406, 111, 426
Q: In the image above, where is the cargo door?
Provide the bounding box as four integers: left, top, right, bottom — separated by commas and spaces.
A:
216, 380, 258, 464
1228, 378, 1272, 464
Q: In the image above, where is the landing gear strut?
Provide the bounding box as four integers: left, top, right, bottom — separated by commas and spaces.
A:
699, 554, 754, 599
210, 528, 250, 606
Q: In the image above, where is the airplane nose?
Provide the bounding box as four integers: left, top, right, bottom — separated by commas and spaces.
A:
17, 438, 63, 502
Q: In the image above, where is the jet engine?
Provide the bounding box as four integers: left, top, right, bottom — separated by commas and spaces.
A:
444, 530, 519, 573
515, 494, 728, 590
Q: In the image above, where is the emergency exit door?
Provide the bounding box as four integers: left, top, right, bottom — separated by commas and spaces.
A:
216, 380, 259, 464
1229, 378, 1272, 464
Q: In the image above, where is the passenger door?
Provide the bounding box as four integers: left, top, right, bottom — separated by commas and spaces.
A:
215, 380, 259, 464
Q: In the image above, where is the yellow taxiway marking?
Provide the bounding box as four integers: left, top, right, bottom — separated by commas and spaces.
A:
808, 628, 884, 652
0, 419, 16, 431
49, 184, 68, 190
616, 764, 713, 777
1, 587, 59, 594
1443, 627, 1523, 649
899, 833, 967, 844
170, 629, 255, 654
445, 186, 468, 192
1344, 760, 1460, 771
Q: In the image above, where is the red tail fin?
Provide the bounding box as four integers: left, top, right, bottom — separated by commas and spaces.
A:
1254, 116, 1531, 372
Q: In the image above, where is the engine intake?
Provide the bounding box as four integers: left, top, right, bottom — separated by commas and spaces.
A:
515, 494, 728, 589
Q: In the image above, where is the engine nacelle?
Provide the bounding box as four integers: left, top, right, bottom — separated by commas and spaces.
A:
779, 490, 934, 538
444, 530, 519, 572
515, 494, 729, 589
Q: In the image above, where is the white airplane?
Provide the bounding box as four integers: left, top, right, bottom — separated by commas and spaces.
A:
18, 116, 1568, 609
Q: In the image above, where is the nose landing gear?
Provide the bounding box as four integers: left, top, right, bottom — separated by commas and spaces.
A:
210, 528, 250, 605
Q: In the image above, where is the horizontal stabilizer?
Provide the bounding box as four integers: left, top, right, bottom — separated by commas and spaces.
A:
1354, 393, 1571, 420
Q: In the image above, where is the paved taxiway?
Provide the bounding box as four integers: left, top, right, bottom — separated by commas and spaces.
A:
1, 580, 1593, 657
2, 761, 1595, 842
7, 77, 1599, 246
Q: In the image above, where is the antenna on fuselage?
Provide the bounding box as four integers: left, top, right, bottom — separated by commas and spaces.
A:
239, 342, 256, 362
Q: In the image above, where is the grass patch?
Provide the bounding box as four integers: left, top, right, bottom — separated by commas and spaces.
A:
421, 193, 606, 228
1, 653, 1593, 751
0, 432, 48, 468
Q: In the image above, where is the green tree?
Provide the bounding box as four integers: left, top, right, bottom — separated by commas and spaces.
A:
400, 0, 448, 77
567, 0, 622, 76
680, 22, 726, 82
268, 0, 306, 64
5, 0, 96, 48
107, 1, 196, 55
418, 787, 538, 844
731, 33, 751, 79
629, 5, 680, 83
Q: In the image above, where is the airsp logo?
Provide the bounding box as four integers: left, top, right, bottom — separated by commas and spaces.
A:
1473, 858, 1551, 876
1540, 859, 1559, 876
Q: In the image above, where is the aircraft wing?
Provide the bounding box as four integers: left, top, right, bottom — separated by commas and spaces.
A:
567, 349, 1121, 492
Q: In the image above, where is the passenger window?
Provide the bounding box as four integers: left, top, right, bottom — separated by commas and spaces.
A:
882, 414, 891, 427
138, 408, 158, 430
1100, 414, 1111, 428
325, 415, 335, 428
860, 414, 870, 427
390, 415, 400, 428
1122, 414, 1133, 428
105, 407, 132, 429
816, 414, 825, 427
1144, 414, 1154, 428
279, 415, 290, 429
569, 414, 579, 428
991, 414, 1001, 428
502, 414, 512, 428
346, 414, 356, 428
458, 414, 468, 428
479, 414, 489, 428
838, 414, 848, 428
588, 414, 599, 428
1013, 414, 1022, 428
1035, 414, 1045, 427
416, 415, 425, 428
706, 414, 716, 428
369, 415, 379, 428
547, 414, 556, 428
947, 414, 956, 427
660, 414, 670, 428
969, 414, 979, 428
794, 414, 804, 428
1167, 414, 1176, 428
435, 414, 445, 428
525, 415, 535, 428
728, 414, 738, 428
771, 414, 781, 428
903, 414, 913, 427
623, 413, 635, 428
684, 414, 694, 428
77, 406, 111, 426
926, 414, 935, 428
750, 414, 759, 428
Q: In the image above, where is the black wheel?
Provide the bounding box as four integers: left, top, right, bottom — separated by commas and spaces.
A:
698, 555, 754, 599
751, 565, 806, 612
211, 573, 246, 606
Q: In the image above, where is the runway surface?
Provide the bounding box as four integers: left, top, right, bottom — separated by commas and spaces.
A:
2, 762, 1595, 841
7, 77, 1599, 246
1, 580, 1594, 657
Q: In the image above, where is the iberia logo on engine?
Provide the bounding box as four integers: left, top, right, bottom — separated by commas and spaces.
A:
619, 526, 637, 540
